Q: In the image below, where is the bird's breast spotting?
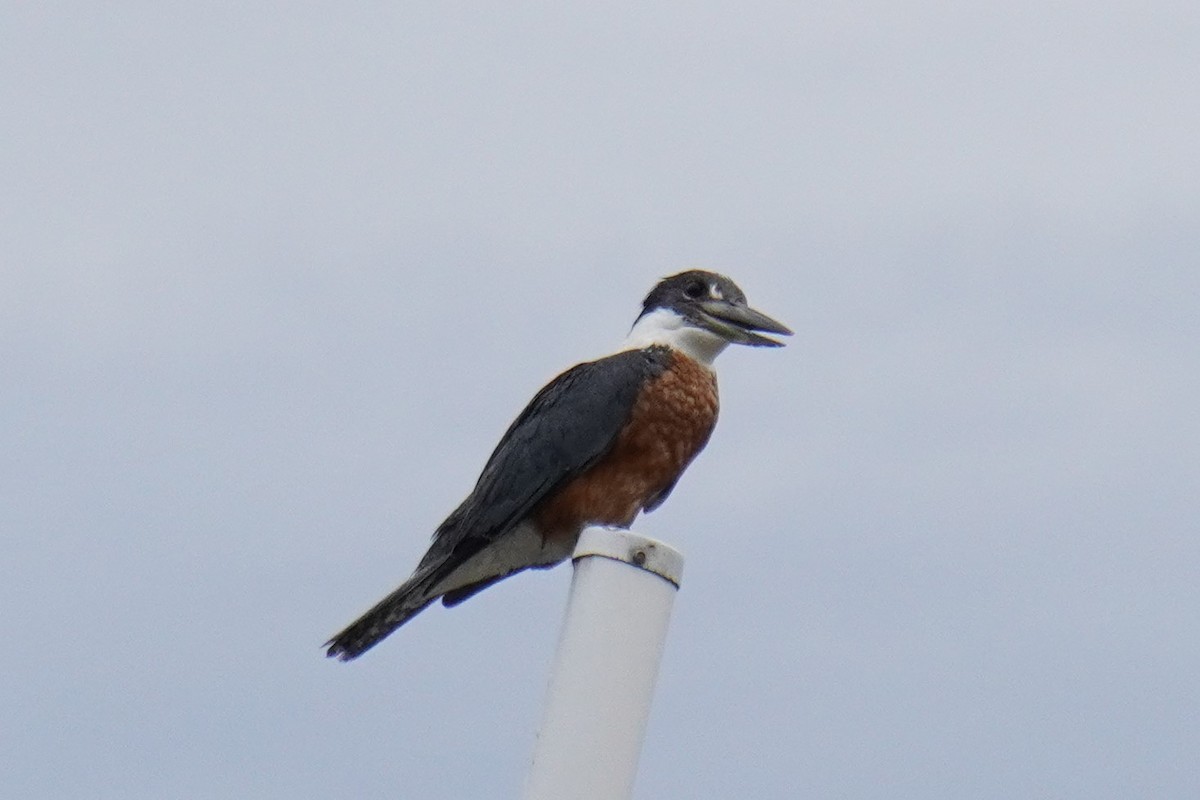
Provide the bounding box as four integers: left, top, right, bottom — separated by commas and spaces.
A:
534, 348, 719, 535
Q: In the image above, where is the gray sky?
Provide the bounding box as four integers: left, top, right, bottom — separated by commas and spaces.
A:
3, 3, 1198, 798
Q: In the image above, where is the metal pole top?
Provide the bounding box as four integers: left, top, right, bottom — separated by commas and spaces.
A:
572, 528, 684, 588
523, 529, 684, 800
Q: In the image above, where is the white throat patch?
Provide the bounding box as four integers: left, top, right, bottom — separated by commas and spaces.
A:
618, 308, 728, 367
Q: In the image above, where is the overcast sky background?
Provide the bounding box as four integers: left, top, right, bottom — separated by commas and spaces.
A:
3, 3, 1198, 798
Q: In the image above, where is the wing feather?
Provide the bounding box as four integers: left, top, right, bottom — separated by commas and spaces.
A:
418, 347, 672, 576
325, 346, 673, 659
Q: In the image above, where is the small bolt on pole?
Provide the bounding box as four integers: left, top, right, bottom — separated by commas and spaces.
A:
523, 528, 684, 800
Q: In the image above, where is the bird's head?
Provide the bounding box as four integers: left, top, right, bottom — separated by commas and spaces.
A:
625, 270, 793, 364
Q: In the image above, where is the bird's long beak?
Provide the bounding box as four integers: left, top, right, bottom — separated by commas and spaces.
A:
697, 300, 793, 347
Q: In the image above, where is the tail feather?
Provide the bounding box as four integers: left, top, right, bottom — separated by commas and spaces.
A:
326, 523, 562, 660
324, 572, 439, 661
440, 573, 511, 608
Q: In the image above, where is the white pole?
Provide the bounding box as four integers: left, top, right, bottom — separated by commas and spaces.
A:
523, 528, 684, 800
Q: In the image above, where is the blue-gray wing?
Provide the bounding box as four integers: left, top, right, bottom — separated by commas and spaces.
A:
418, 346, 673, 573
323, 346, 675, 660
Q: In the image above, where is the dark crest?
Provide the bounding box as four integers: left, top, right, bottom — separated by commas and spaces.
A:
639, 270, 747, 317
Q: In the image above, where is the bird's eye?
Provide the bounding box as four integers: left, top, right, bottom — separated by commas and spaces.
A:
684, 281, 707, 299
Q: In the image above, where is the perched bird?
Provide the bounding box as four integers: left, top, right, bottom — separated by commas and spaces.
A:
326, 269, 790, 660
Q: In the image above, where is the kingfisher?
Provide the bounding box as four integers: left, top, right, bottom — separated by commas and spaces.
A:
326, 269, 790, 660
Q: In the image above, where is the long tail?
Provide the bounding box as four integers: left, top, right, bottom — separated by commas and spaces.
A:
324, 570, 440, 661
